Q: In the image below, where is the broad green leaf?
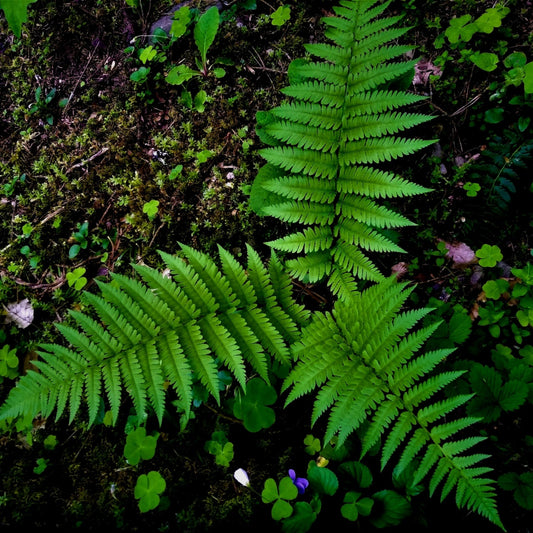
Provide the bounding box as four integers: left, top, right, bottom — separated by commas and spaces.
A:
194, 6, 219, 67
307, 463, 338, 496
165, 65, 199, 85
471, 52, 499, 72
281, 501, 317, 533
524, 62, 533, 94
369, 490, 411, 528
0, 0, 38, 37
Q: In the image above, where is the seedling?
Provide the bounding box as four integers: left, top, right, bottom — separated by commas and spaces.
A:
69, 221, 89, 259
33, 458, 49, 475
303, 434, 321, 456
341, 491, 374, 521
165, 6, 225, 86
463, 181, 481, 197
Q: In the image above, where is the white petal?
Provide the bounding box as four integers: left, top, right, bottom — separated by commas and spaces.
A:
233, 468, 250, 487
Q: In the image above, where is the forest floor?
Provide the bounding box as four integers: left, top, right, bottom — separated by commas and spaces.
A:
0, 0, 532, 531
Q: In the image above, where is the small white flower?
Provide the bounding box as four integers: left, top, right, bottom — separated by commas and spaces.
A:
233, 468, 250, 487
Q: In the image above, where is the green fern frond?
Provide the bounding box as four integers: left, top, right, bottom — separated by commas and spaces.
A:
283, 276, 503, 529
0, 246, 306, 426
250, 0, 435, 297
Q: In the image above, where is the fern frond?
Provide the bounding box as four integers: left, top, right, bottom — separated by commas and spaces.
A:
251, 2, 435, 290
0, 246, 303, 426
283, 276, 503, 529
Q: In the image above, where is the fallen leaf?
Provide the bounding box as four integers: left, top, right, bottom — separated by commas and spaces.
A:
445, 241, 477, 267
4, 299, 34, 329
413, 58, 443, 86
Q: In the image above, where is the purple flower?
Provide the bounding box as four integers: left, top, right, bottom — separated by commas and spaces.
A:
288, 469, 309, 495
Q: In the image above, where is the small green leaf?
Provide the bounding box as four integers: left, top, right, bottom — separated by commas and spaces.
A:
262, 478, 280, 504
504, 52, 527, 69
0, 0, 38, 37
471, 52, 499, 72
33, 457, 49, 475
303, 434, 321, 455
281, 501, 317, 532
484, 108, 504, 124
139, 46, 157, 64
170, 5, 192, 39
369, 490, 411, 528
523, 62, 533, 94
476, 244, 503, 267
143, 199, 159, 220
271, 5, 291, 26
278, 476, 298, 500
483, 279, 509, 300
514, 473, 533, 510
66, 267, 87, 291
339, 461, 373, 489
271, 499, 293, 520
498, 472, 520, 491
130, 66, 150, 83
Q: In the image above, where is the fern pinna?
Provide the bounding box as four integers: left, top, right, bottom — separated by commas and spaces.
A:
0, 244, 308, 426
250, 0, 433, 297
283, 277, 504, 529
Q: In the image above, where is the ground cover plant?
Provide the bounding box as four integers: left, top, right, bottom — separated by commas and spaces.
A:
0, 0, 532, 531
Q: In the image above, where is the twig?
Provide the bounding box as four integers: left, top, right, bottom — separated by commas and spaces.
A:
66, 147, 109, 174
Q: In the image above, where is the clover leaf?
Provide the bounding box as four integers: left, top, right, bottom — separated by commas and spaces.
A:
303, 434, 321, 455
134, 470, 166, 512
233, 377, 277, 432
271, 5, 291, 26
476, 244, 503, 267
66, 267, 87, 291
262, 476, 298, 520
124, 427, 159, 466
0, 345, 19, 381
341, 491, 374, 521
205, 431, 234, 467
142, 199, 159, 221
